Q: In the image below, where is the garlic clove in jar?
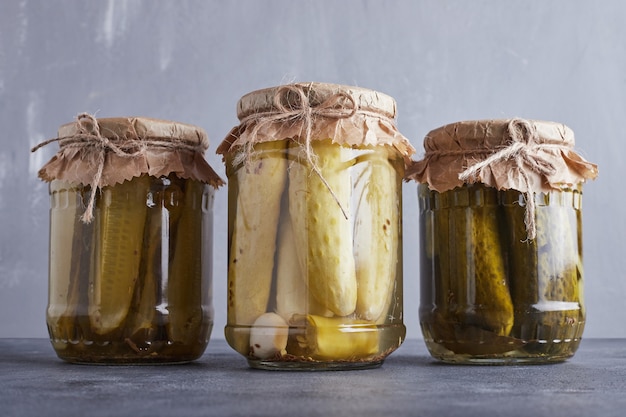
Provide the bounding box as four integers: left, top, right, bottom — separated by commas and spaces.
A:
249, 312, 289, 360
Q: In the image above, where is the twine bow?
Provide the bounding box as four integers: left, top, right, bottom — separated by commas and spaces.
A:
31, 113, 205, 223
459, 118, 558, 240
236, 84, 361, 219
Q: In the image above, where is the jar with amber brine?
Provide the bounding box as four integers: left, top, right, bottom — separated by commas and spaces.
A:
406, 119, 598, 364
218, 83, 415, 370
33, 114, 224, 364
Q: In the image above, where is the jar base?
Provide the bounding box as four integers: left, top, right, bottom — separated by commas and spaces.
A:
49, 338, 208, 365
246, 358, 384, 371
422, 338, 582, 365
227, 322, 405, 370
54, 355, 203, 365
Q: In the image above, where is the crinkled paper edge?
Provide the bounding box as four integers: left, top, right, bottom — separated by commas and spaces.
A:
38, 147, 224, 188
405, 146, 598, 193
216, 114, 416, 161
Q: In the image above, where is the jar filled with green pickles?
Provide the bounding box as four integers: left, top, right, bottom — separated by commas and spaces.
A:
406, 119, 598, 364
34, 114, 224, 364
218, 82, 415, 370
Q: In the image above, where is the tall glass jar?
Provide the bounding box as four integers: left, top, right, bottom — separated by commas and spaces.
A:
406, 119, 598, 364
218, 82, 415, 370
34, 115, 224, 364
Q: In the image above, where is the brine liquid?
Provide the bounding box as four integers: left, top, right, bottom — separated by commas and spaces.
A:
224, 140, 406, 369
418, 183, 585, 364
46, 175, 214, 364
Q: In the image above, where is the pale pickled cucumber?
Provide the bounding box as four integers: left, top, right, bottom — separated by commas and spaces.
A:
288, 139, 357, 317
274, 205, 332, 321
353, 148, 400, 322
89, 175, 150, 335
274, 211, 307, 322
226, 141, 287, 355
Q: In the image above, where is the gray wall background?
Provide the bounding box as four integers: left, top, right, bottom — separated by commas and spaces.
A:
0, 0, 622, 340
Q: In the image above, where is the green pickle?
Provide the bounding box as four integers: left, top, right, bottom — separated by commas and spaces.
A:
167, 179, 209, 347
419, 183, 584, 363
46, 175, 212, 364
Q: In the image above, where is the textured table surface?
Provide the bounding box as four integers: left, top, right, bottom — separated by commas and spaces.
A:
1, 338, 625, 417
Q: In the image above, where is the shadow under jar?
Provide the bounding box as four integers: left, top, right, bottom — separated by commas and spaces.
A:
35, 115, 224, 364
218, 82, 415, 370
406, 118, 598, 364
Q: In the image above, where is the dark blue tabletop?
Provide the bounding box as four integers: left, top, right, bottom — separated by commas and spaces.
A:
1, 338, 625, 417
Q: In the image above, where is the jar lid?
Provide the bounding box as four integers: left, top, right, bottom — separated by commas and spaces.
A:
35, 114, 224, 189
236, 82, 398, 120
217, 82, 415, 159
406, 118, 598, 194
57, 116, 210, 149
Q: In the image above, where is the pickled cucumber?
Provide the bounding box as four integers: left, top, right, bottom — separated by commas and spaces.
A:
469, 205, 514, 336
226, 141, 287, 355
289, 315, 379, 361
504, 190, 583, 355
288, 139, 357, 317
89, 175, 151, 335
424, 185, 514, 355
275, 191, 333, 322
123, 178, 169, 350
167, 179, 206, 345
353, 149, 400, 322
274, 210, 307, 322
124, 224, 159, 351
502, 190, 540, 342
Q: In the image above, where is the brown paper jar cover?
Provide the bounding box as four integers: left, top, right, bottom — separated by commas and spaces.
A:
217, 82, 415, 160
405, 118, 598, 193
37, 114, 224, 188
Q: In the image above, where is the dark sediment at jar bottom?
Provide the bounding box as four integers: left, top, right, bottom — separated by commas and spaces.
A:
49, 339, 210, 364
48, 323, 212, 364
419, 319, 584, 364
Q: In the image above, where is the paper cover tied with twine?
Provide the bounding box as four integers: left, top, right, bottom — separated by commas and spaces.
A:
34, 114, 224, 189
406, 118, 598, 240
405, 118, 598, 193
216, 82, 415, 160
32, 114, 224, 223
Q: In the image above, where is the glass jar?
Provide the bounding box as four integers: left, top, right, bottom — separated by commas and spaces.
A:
407, 118, 598, 364
218, 82, 415, 370
35, 115, 223, 364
